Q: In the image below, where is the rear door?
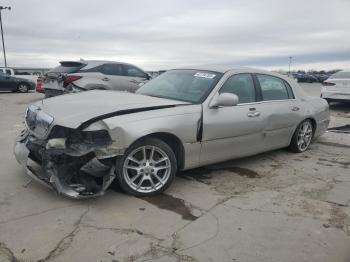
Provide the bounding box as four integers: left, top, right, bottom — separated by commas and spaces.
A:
97, 63, 133, 91
254, 74, 302, 150
121, 64, 149, 92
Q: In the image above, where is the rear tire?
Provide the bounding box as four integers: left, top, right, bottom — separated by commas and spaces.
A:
116, 137, 177, 197
17, 83, 29, 93
289, 119, 314, 153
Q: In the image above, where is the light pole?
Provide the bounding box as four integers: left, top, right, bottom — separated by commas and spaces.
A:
0, 6, 11, 68
288, 56, 292, 76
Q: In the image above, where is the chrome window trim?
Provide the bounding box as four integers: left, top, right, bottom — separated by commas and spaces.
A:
205, 71, 299, 109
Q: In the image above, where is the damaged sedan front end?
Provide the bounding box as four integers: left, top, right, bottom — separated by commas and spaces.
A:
14, 105, 119, 198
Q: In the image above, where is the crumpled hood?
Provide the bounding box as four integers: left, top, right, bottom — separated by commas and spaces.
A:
35, 90, 188, 129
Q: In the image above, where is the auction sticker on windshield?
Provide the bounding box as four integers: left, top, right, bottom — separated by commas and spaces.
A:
194, 72, 216, 79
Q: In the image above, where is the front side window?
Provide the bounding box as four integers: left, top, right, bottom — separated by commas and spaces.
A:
219, 74, 256, 104
102, 64, 122, 76
137, 69, 222, 103
123, 65, 146, 78
257, 74, 291, 101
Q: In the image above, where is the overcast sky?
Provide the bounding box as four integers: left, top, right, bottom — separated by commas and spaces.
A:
1, 0, 350, 70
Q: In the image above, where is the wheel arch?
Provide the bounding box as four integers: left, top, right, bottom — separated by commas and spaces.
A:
130, 132, 185, 170
18, 81, 29, 87
290, 117, 317, 144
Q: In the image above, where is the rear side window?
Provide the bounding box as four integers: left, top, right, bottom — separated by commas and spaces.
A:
257, 74, 293, 101
101, 64, 123, 76
123, 65, 146, 78
50, 62, 86, 73
219, 73, 256, 104
5, 69, 11, 75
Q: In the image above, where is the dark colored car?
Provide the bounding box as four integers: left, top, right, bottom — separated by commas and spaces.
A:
295, 73, 318, 83
313, 74, 329, 83
0, 72, 35, 92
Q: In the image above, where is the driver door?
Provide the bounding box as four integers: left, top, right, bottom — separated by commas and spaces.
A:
200, 73, 265, 165
0, 72, 16, 91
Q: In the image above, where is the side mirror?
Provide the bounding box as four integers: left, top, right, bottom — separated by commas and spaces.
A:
145, 74, 150, 80
210, 93, 239, 108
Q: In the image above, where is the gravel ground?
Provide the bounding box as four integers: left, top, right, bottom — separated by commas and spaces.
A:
0, 83, 349, 262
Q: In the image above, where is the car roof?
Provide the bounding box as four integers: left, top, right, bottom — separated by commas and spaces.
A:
60, 60, 139, 67
59, 60, 144, 71
175, 65, 282, 75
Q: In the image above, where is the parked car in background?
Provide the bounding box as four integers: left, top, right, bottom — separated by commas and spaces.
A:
43, 60, 150, 97
294, 73, 318, 83
0, 72, 35, 92
14, 67, 329, 199
0, 68, 38, 85
313, 73, 329, 83
321, 70, 350, 103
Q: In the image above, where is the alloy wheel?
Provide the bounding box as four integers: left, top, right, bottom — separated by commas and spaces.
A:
297, 121, 313, 151
18, 84, 29, 93
123, 145, 171, 193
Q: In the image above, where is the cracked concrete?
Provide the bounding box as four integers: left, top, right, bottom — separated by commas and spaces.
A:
1, 84, 350, 261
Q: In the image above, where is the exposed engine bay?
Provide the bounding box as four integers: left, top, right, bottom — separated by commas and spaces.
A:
15, 124, 119, 198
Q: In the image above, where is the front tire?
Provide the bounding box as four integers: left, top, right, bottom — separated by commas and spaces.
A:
116, 137, 177, 197
289, 119, 314, 153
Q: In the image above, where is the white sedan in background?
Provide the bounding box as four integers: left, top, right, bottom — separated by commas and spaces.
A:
321, 70, 350, 103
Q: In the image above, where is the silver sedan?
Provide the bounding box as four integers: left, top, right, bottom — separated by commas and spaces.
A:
14, 67, 330, 198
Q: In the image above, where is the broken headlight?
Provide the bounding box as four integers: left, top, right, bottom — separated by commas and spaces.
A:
48, 125, 112, 150
25, 105, 54, 138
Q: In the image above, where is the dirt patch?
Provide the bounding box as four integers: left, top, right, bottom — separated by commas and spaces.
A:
142, 194, 198, 221
324, 206, 350, 235
180, 166, 260, 183
223, 167, 260, 178
317, 141, 350, 149
179, 168, 213, 185
318, 158, 350, 168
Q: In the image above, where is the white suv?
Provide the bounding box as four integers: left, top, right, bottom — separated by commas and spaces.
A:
43, 60, 150, 97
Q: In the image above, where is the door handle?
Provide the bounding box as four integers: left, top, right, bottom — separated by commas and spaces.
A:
101, 77, 110, 81
291, 106, 300, 111
247, 112, 261, 117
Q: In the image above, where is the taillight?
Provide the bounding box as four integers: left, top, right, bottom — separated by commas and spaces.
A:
63, 75, 82, 87
36, 76, 44, 93
322, 81, 335, 86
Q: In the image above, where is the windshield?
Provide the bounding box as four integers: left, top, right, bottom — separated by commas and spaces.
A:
330, 71, 350, 79
136, 69, 222, 103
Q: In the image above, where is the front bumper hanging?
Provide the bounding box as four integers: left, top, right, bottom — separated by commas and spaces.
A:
14, 130, 117, 199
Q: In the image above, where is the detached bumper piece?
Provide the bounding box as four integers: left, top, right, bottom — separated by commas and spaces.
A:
14, 131, 116, 199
